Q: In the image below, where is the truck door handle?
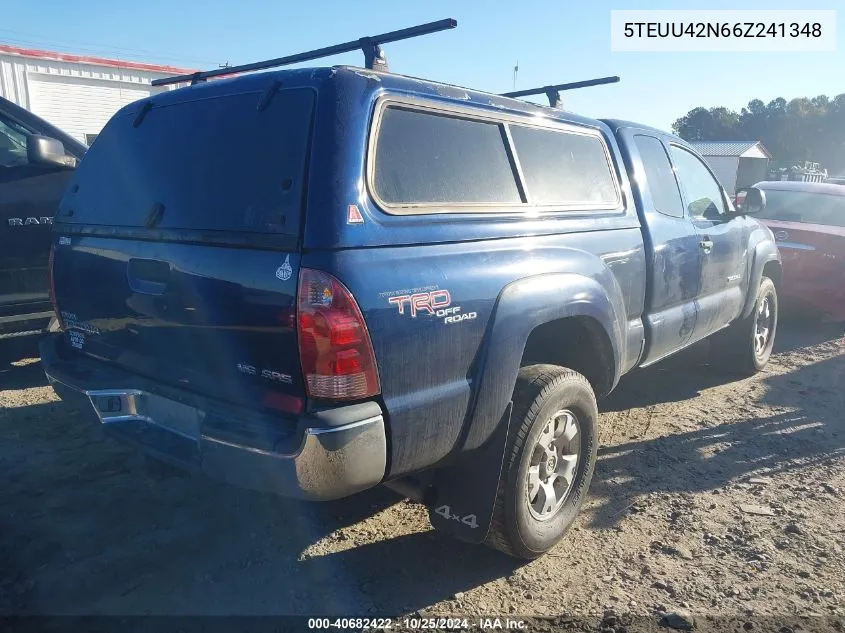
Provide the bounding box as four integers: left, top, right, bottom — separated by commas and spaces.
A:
127, 258, 171, 295
699, 239, 714, 252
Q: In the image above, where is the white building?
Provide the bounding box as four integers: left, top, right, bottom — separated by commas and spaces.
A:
0, 44, 193, 145
690, 141, 772, 195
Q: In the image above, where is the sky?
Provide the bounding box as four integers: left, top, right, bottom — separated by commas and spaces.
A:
2, 0, 842, 131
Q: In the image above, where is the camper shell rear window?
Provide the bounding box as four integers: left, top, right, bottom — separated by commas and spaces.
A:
60, 87, 315, 236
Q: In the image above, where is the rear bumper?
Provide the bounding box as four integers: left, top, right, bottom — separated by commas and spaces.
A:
39, 334, 387, 501
0, 309, 55, 338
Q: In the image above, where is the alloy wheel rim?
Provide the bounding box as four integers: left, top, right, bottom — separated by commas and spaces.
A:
526, 409, 581, 521
755, 294, 774, 357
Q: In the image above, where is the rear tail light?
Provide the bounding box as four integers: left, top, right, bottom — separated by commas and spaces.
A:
297, 268, 380, 401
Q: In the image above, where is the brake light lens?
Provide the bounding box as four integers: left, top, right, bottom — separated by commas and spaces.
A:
297, 268, 380, 401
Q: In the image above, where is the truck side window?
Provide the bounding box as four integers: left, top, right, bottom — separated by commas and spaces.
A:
373, 106, 521, 208
669, 146, 727, 220
0, 115, 30, 169
509, 125, 619, 207
632, 135, 684, 218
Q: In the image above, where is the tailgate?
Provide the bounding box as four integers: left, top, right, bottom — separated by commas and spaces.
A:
52, 239, 304, 409
50, 82, 315, 410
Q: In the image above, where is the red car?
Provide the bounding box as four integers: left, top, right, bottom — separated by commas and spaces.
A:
751, 181, 845, 322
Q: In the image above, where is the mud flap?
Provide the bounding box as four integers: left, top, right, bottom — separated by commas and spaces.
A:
427, 403, 512, 544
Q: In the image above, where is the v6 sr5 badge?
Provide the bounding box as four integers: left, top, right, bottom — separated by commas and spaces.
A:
387, 289, 477, 325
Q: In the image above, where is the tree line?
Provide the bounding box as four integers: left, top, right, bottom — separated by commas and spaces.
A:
672, 95, 845, 176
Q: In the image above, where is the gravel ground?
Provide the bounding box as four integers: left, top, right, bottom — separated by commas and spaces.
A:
1, 317, 843, 630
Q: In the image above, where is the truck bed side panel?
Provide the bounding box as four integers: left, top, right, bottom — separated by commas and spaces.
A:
313, 229, 646, 477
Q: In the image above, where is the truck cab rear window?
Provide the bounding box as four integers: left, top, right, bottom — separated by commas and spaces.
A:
633, 134, 684, 218
372, 106, 522, 207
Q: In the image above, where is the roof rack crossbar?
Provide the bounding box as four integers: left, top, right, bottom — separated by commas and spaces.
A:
151, 18, 457, 87
501, 76, 620, 108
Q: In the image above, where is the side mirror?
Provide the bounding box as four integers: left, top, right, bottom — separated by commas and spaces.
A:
734, 186, 766, 215
26, 135, 76, 169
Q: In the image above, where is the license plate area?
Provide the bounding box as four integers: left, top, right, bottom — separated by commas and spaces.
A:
146, 394, 202, 440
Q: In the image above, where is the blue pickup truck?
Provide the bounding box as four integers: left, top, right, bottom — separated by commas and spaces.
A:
39, 22, 781, 559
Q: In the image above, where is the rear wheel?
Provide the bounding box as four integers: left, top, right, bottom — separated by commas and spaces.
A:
485, 364, 598, 559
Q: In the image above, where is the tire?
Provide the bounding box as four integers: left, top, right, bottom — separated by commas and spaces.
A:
485, 364, 598, 559
713, 276, 778, 375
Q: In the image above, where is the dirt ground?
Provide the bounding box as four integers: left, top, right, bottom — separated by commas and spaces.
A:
1, 317, 843, 629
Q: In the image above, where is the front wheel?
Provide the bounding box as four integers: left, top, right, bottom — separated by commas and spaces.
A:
714, 276, 778, 375
484, 364, 598, 559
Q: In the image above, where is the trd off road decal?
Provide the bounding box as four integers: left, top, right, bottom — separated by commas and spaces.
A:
382, 286, 477, 325
388, 289, 451, 317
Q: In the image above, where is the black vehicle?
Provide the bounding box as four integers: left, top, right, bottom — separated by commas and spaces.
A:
0, 95, 86, 339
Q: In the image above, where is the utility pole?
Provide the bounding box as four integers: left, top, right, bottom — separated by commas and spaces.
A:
513, 61, 518, 91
